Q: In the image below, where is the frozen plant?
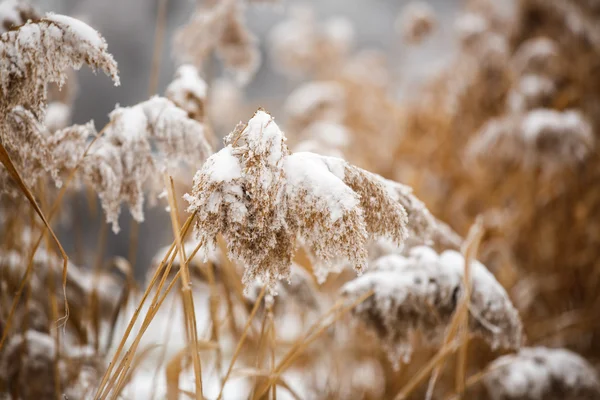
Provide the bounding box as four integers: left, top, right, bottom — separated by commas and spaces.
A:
268, 5, 354, 78
483, 347, 600, 400
396, 1, 437, 45
165, 64, 207, 123
0, 13, 118, 196
0, 0, 39, 34
283, 81, 346, 131
84, 96, 212, 233
174, 0, 260, 85
0, 13, 119, 118
341, 246, 522, 367
0, 330, 103, 399
468, 108, 594, 174
185, 109, 409, 291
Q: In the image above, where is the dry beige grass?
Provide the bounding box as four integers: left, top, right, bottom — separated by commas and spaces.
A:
2, 0, 600, 399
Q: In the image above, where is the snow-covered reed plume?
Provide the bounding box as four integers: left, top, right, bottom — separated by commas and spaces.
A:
165, 64, 207, 123
396, 1, 437, 44
483, 347, 600, 400
283, 81, 346, 131
185, 109, 409, 291
1, 107, 56, 187
47, 121, 95, 171
0, 12, 118, 197
293, 121, 350, 158
0, 13, 119, 118
341, 246, 522, 366
0, 106, 95, 193
0, 330, 103, 399
174, 0, 260, 85
85, 96, 212, 233
0, 0, 38, 34
0, 245, 123, 315
511, 37, 563, 78
381, 178, 463, 249
268, 5, 354, 78
468, 109, 594, 173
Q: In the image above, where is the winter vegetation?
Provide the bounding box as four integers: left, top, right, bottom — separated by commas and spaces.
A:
1, 0, 600, 399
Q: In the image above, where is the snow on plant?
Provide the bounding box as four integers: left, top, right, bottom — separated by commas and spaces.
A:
0, 106, 96, 195
283, 81, 346, 132
85, 96, 212, 233
483, 347, 600, 400
0, 329, 103, 399
0, 13, 119, 118
174, 0, 260, 85
0, 0, 39, 34
341, 246, 522, 367
468, 109, 594, 174
268, 5, 354, 78
165, 64, 207, 123
0, 13, 118, 195
185, 109, 409, 291
396, 1, 437, 45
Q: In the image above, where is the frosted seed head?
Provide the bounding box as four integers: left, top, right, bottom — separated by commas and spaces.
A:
342, 246, 522, 366
484, 347, 600, 400
186, 109, 411, 292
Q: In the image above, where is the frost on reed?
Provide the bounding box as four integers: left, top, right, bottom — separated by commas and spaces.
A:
396, 1, 437, 44
0, 106, 95, 192
185, 109, 409, 291
174, 0, 260, 85
483, 347, 600, 400
0, 0, 38, 34
381, 178, 462, 250
468, 109, 594, 174
268, 5, 354, 78
0, 13, 119, 117
341, 246, 522, 366
284, 81, 346, 133
85, 96, 212, 233
0, 13, 118, 195
165, 64, 207, 123
0, 330, 103, 399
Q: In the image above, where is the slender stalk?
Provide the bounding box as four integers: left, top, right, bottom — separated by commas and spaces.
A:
94, 214, 194, 399
165, 174, 204, 399
0, 125, 108, 351
252, 291, 374, 400
455, 218, 485, 396
217, 286, 266, 400
394, 341, 462, 400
